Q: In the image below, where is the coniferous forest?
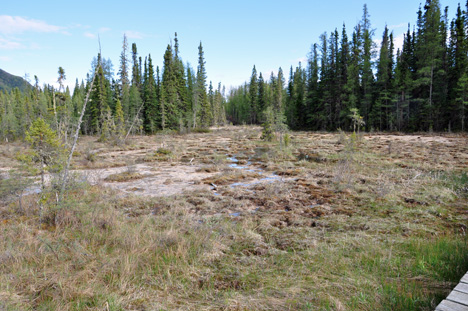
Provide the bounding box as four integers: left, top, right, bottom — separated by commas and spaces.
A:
227, 2, 468, 133
1, 1, 468, 141
0, 33, 226, 142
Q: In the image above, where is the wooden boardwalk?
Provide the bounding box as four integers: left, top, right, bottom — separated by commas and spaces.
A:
436, 272, 468, 311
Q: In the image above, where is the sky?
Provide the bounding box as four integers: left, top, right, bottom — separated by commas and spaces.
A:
0, 0, 463, 92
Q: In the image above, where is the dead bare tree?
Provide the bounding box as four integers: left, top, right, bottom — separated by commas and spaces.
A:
59, 62, 100, 199
124, 100, 145, 142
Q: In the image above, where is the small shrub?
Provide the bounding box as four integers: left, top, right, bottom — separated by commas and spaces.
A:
84, 144, 97, 163
155, 148, 172, 155
283, 133, 290, 147
261, 121, 274, 142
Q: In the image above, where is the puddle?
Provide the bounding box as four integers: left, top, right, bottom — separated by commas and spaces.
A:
24, 186, 42, 196
226, 157, 238, 163
226, 155, 283, 189
227, 155, 252, 169
260, 176, 281, 182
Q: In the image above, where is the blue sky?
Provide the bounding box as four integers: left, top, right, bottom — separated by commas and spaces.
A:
0, 0, 462, 91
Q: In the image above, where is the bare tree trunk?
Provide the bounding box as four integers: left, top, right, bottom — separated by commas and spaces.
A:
59, 65, 99, 199
429, 63, 434, 131
124, 100, 145, 142
52, 90, 59, 132
41, 159, 45, 190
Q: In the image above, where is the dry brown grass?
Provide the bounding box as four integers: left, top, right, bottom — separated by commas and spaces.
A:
104, 171, 145, 182
0, 127, 467, 310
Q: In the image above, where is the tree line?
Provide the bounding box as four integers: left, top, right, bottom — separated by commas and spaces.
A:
226, 1, 468, 132
0, 33, 227, 142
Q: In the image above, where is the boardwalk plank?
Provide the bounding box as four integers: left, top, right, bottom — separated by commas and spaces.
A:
447, 290, 468, 307
436, 300, 468, 311
455, 283, 468, 295
461, 273, 468, 284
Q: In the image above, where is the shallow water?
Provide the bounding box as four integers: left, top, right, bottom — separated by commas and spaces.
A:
226, 155, 282, 189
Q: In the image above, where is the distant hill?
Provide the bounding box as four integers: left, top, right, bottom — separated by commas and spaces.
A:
0, 69, 31, 93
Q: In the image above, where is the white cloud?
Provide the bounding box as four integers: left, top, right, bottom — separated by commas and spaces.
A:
84, 32, 96, 39
99, 27, 111, 33
70, 24, 91, 30
393, 33, 405, 51
0, 37, 23, 50
0, 56, 12, 61
125, 30, 145, 39
0, 15, 64, 34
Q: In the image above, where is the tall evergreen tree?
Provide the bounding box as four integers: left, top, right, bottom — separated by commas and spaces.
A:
119, 34, 130, 123
173, 32, 188, 127
306, 43, 320, 129
85, 54, 110, 134
161, 45, 179, 129
143, 54, 159, 133
360, 4, 375, 129
448, 4, 468, 130
131, 43, 141, 90
372, 26, 394, 130
197, 42, 211, 128
257, 72, 267, 120
249, 65, 259, 124
338, 24, 350, 128
414, 0, 445, 130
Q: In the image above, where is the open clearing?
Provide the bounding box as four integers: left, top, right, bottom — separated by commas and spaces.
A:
0, 126, 467, 310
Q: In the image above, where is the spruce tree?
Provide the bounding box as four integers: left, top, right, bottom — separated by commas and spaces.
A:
338, 24, 350, 128
131, 43, 141, 90
143, 54, 158, 133
197, 42, 211, 128
119, 34, 131, 123
209, 81, 216, 125
186, 65, 196, 128
86, 54, 110, 134
372, 26, 394, 130
343, 26, 362, 131
414, 0, 444, 130
173, 33, 188, 127
306, 44, 320, 129
249, 65, 259, 124
258, 72, 267, 120
161, 45, 179, 129
360, 4, 375, 129
448, 4, 468, 130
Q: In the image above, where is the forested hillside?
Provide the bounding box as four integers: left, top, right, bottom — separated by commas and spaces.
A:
0, 69, 31, 93
226, 2, 468, 132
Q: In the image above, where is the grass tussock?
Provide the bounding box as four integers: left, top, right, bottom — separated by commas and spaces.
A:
104, 171, 145, 182
202, 170, 262, 186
